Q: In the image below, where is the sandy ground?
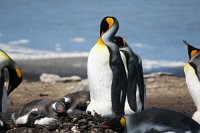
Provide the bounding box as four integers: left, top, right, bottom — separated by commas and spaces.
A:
7, 73, 196, 117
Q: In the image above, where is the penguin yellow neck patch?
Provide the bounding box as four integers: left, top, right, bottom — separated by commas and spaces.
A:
16, 67, 22, 78
106, 18, 114, 29
122, 39, 126, 46
97, 38, 106, 47
120, 117, 126, 127
184, 63, 191, 72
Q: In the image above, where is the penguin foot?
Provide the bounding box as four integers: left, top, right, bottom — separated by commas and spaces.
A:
86, 102, 115, 118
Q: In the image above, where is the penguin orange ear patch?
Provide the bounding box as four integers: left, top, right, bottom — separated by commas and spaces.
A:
16, 67, 22, 78
183, 40, 200, 60
191, 50, 198, 59
120, 117, 126, 127
106, 18, 114, 29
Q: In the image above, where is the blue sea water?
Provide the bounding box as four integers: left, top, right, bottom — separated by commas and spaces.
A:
0, 0, 200, 76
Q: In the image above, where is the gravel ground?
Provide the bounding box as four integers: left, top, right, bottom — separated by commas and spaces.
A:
1, 73, 196, 132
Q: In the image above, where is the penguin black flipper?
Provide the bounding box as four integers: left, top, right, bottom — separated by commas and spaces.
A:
0, 69, 5, 112
123, 47, 145, 112
126, 55, 137, 112
189, 52, 200, 79
126, 54, 145, 112
109, 51, 127, 116
135, 55, 145, 110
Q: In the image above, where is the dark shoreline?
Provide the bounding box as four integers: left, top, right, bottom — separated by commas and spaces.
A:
16, 57, 88, 81
14, 57, 184, 81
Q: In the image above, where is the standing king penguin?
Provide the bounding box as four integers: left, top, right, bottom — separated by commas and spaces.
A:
0, 50, 22, 112
87, 16, 127, 117
183, 40, 200, 124
114, 36, 145, 114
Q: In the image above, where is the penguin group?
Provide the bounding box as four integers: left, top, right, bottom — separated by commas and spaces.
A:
87, 16, 145, 117
0, 16, 200, 133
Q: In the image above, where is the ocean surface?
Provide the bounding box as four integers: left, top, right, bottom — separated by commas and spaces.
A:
0, 0, 200, 77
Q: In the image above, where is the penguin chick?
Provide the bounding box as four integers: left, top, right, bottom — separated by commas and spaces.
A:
12, 99, 66, 127
61, 91, 90, 115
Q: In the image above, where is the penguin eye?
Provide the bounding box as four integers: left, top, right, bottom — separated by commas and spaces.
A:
120, 117, 126, 127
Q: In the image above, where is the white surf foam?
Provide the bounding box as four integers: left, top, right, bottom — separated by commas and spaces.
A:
70, 37, 85, 43
0, 41, 185, 74
133, 43, 153, 48
0, 43, 88, 60
142, 59, 184, 72
8, 39, 29, 46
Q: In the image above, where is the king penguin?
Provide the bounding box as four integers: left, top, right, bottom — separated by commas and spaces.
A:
12, 99, 66, 127
61, 91, 90, 115
100, 108, 200, 133
114, 36, 145, 114
0, 50, 22, 112
87, 16, 127, 117
183, 40, 200, 124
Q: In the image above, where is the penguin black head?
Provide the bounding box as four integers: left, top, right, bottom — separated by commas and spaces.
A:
114, 36, 126, 47
0, 50, 22, 95
99, 116, 125, 132
54, 101, 66, 114
183, 40, 200, 60
60, 97, 72, 110
100, 16, 118, 36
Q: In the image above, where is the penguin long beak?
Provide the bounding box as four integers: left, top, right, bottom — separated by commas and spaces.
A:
7, 63, 22, 95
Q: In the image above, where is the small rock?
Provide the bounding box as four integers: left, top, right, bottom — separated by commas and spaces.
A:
39, 93, 49, 97
71, 126, 80, 133
40, 73, 81, 84
146, 78, 155, 82
105, 129, 115, 133
73, 118, 78, 123
46, 123, 59, 131
144, 72, 173, 79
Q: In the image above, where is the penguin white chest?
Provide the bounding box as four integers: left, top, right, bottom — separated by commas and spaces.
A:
184, 63, 200, 111
87, 44, 114, 117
